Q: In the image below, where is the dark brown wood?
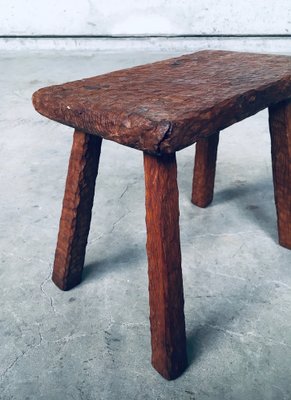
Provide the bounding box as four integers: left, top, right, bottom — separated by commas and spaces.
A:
52, 130, 102, 290
143, 152, 187, 380
32, 50, 291, 154
269, 100, 291, 249
31, 50, 291, 380
192, 132, 219, 207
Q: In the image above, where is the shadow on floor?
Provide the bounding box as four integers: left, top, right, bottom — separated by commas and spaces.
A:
82, 243, 145, 283
186, 281, 269, 365
214, 178, 277, 241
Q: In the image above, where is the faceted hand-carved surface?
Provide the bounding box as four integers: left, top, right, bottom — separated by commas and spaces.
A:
192, 132, 220, 208
53, 130, 102, 290
269, 100, 291, 249
144, 153, 187, 380
33, 50, 291, 154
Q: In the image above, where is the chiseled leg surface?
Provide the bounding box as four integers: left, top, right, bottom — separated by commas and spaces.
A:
192, 132, 219, 208
144, 152, 188, 380
269, 100, 291, 249
52, 130, 102, 290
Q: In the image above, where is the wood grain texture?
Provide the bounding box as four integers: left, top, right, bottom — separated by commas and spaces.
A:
144, 153, 187, 380
53, 130, 102, 290
32, 50, 291, 154
269, 100, 291, 249
192, 132, 219, 207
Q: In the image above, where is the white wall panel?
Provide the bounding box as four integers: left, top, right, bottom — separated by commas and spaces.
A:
1, 0, 291, 36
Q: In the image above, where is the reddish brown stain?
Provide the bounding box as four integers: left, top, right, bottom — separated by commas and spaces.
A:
192, 132, 220, 208
269, 100, 291, 249
144, 153, 187, 379
52, 130, 102, 291
32, 50, 291, 155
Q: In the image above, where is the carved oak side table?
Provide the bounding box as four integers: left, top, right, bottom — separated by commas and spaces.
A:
32, 50, 291, 380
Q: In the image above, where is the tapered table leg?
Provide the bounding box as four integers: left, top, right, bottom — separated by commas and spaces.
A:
192, 132, 219, 208
143, 152, 187, 380
52, 130, 102, 290
269, 100, 291, 249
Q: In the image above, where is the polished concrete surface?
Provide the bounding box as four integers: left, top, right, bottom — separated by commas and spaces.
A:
0, 50, 291, 400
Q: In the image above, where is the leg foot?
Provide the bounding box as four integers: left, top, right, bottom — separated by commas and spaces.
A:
269, 100, 291, 249
52, 130, 102, 290
192, 132, 219, 208
144, 152, 187, 380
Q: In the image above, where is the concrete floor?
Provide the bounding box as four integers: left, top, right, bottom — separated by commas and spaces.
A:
0, 50, 291, 400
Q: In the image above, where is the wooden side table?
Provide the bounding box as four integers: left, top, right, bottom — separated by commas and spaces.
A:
32, 50, 291, 380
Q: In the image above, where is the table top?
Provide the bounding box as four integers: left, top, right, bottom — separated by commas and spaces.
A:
33, 50, 291, 154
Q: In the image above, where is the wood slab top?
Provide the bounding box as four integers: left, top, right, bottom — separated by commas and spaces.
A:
32, 50, 291, 154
